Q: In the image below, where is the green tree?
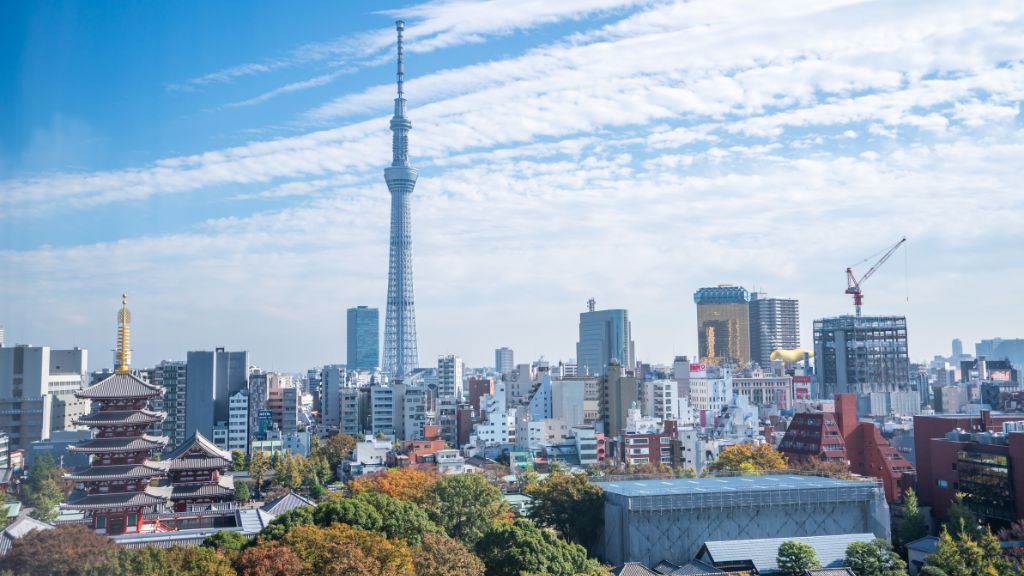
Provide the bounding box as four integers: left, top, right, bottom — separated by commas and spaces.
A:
946, 493, 982, 540
22, 452, 65, 522
248, 451, 270, 499
924, 523, 1013, 576
413, 533, 485, 576
231, 450, 247, 471
425, 473, 506, 547
313, 492, 437, 545
234, 482, 251, 503
776, 540, 821, 576
0, 524, 118, 576
203, 530, 249, 553
896, 487, 928, 552
474, 519, 602, 576
258, 505, 315, 541
523, 471, 604, 548
844, 539, 908, 576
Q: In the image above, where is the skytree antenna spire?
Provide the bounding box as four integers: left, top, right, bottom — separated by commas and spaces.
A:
382, 19, 419, 379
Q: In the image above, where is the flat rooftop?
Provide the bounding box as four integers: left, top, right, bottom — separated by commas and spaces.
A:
597, 475, 870, 497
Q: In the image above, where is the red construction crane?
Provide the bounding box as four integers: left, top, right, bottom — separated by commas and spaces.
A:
845, 237, 906, 316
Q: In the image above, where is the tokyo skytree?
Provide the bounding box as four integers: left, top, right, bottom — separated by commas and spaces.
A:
382, 20, 419, 378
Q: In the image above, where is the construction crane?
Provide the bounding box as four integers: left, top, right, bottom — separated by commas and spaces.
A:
845, 236, 906, 316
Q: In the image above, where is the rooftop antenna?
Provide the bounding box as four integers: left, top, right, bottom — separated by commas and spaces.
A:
395, 20, 405, 100
587, 298, 596, 312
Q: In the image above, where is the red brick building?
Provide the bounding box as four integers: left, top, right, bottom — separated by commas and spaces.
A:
914, 411, 1024, 523
617, 420, 678, 467
778, 394, 914, 503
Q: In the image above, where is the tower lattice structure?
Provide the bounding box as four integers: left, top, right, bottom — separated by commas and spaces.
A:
382, 20, 419, 378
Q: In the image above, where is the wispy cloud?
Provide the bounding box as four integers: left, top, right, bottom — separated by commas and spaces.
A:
3, 0, 1024, 368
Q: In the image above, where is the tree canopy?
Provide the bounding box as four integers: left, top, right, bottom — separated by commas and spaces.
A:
413, 532, 486, 576
844, 539, 907, 576
924, 522, 1012, 576
776, 540, 821, 576
425, 472, 507, 546
349, 467, 440, 506
281, 523, 414, 576
523, 471, 604, 548
707, 443, 788, 474
474, 519, 603, 576
0, 524, 117, 576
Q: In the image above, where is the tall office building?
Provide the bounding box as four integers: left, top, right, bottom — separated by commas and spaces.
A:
347, 306, 380, 371
748, 293, 800, 368
495, 347, 514, 375
952, 338, 964, 360
382, 21, 420, 379
147, 360, 187, 449
813, 315, 910, 396
184, 348, 250, 441
437, 355, 464, 399
0, 345, 89, 450
576, 299, 634, 376
598, 361, 638, 436
694, 285, 751, 366
320, 365, 346, 430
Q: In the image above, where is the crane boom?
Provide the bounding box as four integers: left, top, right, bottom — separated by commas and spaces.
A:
844, 237, 906, 316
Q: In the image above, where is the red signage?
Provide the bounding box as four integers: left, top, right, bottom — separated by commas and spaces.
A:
793, 375, 811, 384
689, 363, 706, 373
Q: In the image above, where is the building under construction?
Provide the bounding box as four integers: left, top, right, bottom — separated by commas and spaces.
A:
596, 474, 890, 566
813, 315, 910, 396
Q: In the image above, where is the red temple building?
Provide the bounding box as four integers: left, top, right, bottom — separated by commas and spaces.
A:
62, 295, 170, 535
163, 431, 234, 512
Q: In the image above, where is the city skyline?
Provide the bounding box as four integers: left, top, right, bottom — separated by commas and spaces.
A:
2, 1, 1024, 371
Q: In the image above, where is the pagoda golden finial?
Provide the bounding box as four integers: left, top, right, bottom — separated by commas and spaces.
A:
115, 292, 132, 374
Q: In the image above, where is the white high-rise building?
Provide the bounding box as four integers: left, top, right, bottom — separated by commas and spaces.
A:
437, 355, 464, 399
0, 345, 90, 450
403, 386, 429, 441
689, 367, 733, 413
370, 382, 404, 438
228, 389, 249, 453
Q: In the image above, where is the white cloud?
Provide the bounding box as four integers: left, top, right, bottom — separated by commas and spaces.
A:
3, 0, 1024, 369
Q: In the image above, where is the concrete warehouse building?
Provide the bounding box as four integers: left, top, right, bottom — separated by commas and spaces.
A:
597, 475, 890, 566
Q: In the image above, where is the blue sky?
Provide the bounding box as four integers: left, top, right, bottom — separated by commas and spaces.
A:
1, 0, 1023, 372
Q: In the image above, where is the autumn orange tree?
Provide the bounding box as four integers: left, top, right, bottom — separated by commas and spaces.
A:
707, 443, 788, 474
234, 543, 304, 576
281, 523, 414, 576
349, 467, 440, 506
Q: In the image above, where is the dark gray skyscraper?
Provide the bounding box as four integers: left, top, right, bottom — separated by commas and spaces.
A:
382, 20, 419, 378
347, 306, 379, 371
184, 348, 249, 441
749, 293, 800, 367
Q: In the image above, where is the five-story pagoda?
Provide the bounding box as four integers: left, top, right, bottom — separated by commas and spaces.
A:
62, 294, 170, 535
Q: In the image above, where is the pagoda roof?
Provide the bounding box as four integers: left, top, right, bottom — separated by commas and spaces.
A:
73, 410, 165, 427
165, 431, 231, 462
169, 476, 235, 500
64, 463, 165, 482
61, 487, 170, 510
67, 435, 168, 454
76, 372, 162, 400
164, 457, 231, 471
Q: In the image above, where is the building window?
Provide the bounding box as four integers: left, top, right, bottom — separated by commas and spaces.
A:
96, 516, 106, 529
937, 479, 949, 488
